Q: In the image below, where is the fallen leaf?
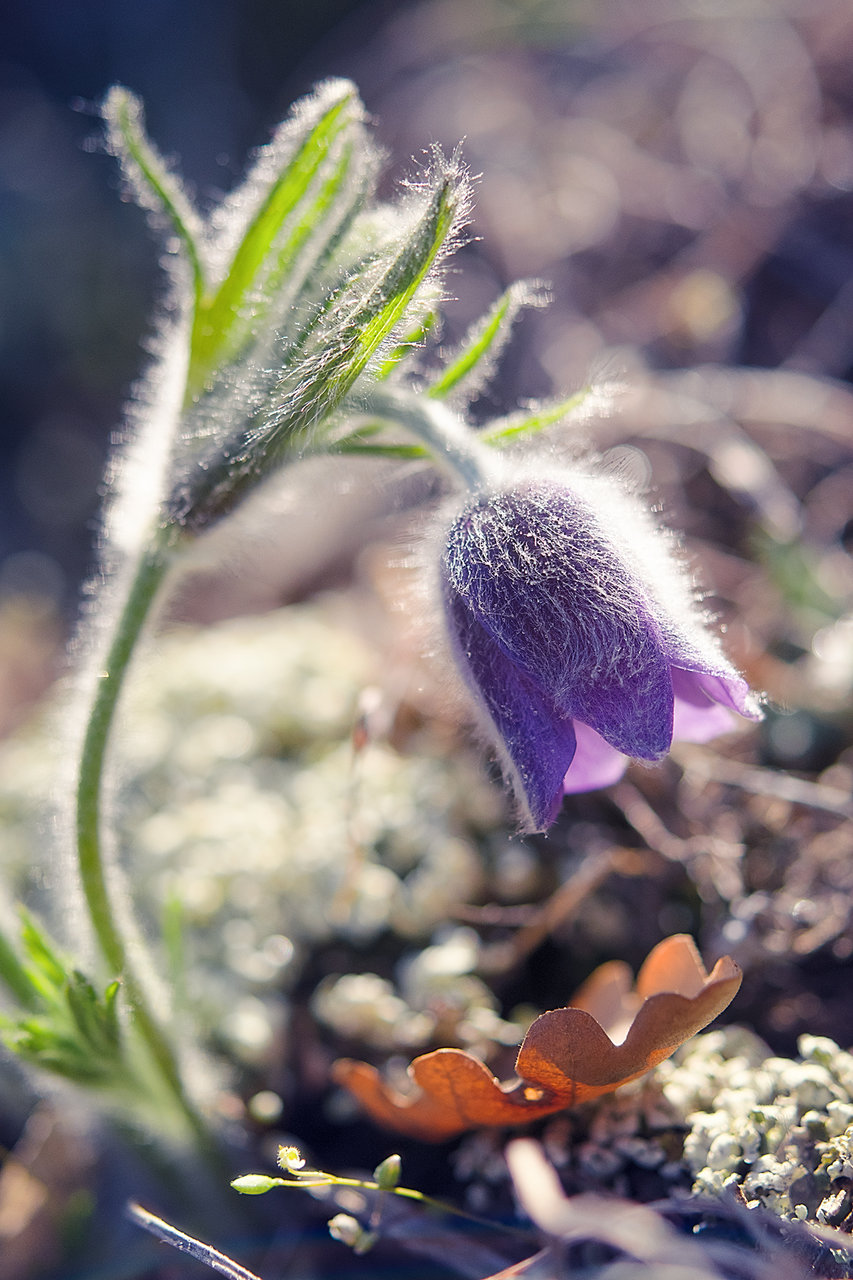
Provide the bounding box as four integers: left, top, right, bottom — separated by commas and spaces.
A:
332, 935, 741, 1141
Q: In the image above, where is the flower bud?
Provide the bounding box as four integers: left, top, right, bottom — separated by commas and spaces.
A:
328, 1213, 377, 1254
231, 1174, 278, 1195
439, 475, 760, 831
373, 1153, 402, 1189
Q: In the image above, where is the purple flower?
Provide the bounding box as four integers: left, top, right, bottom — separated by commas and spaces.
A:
439, 478, 760, 831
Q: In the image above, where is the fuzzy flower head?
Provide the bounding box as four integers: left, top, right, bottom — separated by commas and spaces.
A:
438, 472, 760, 831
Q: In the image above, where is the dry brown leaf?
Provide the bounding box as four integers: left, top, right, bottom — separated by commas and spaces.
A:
332, 934, 741, 1141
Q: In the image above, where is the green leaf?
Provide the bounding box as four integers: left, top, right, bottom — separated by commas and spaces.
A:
0, 923, 41, 1012
18, 910, 68, 1002
103, 980, 122, 1045
375, 311, 437, 380
343, 166, 460, 378
103, 86, 206, 304
6, 1015, 93, 1082
479, 387, 594, 446
334, 438, 430, 460
66, 971, 122, 1055
0, 911, 130, 1090
188, 82, 370, 396
427, 281, 545, 400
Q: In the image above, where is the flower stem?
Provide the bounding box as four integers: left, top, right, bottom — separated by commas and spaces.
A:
75, 531, 213, 1153
360, 385, 493, 491
249, 1172, 535, 1233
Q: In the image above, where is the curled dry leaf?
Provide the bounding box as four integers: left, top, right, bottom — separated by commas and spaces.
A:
332, 935, 741, 1142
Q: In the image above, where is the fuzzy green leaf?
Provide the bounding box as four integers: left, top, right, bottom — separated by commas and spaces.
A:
168, 158, 466, 530
0, 912, 129, 1089
66, 971, 122, 1055
18, 910, 68, 1002
335, 438, 430, 459
103, 86, 206, 303
0, 923, 41, 1012
188, 83, 369, 395
345, 170, 459, 376
479, 387, 594, 446
427, 281, 545, 400
375, 311, 438, 380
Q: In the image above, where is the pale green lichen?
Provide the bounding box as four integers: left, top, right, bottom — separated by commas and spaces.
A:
660, 1028, 853, 1227
313, 926, 525, 1058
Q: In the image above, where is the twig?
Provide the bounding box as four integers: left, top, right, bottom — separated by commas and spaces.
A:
674, 745, 853, 820
128, 1202, 264, 1280
481, 849, 621, 974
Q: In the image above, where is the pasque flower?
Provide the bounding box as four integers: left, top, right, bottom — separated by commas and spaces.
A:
439, 473, 760, 831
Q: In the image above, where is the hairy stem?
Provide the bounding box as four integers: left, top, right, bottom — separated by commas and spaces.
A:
361, 385, 493, 491
75, 533, 213, 1151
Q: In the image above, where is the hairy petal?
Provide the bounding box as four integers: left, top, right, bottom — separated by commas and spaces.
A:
444, 592, 576, 829
439, 479, 760, 824
443, 488, 666, 701
562, 614, 675, 759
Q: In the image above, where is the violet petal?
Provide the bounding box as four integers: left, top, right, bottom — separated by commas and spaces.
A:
444, 592, 577, 829
562, 721, 630, 794
564, 624, 675, 760
443, 489, 641, 701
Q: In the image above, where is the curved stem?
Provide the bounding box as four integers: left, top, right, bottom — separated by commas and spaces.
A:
76, 545, 167, 976
75, 534, 214, 1153
360, 385, 494, 492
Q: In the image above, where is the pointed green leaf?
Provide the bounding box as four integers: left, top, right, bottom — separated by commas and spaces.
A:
427, 281, 545, 400
0, 923, 41, 1012
66, 971, 120, 1057
375, 311, 437, 380
334, 438, 430, 460
102, 980, 122, 1048
479, 387, 594, 446
103, 86, 206, 303
343, 167, 460, 378
168, 157, 467, 530
188, 83, 371, 395
18, 910, 67, 1001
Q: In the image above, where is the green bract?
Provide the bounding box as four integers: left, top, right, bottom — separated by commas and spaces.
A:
103, 80, 589, 534
0, 913, 145, 1101
104, 80, 472, 533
